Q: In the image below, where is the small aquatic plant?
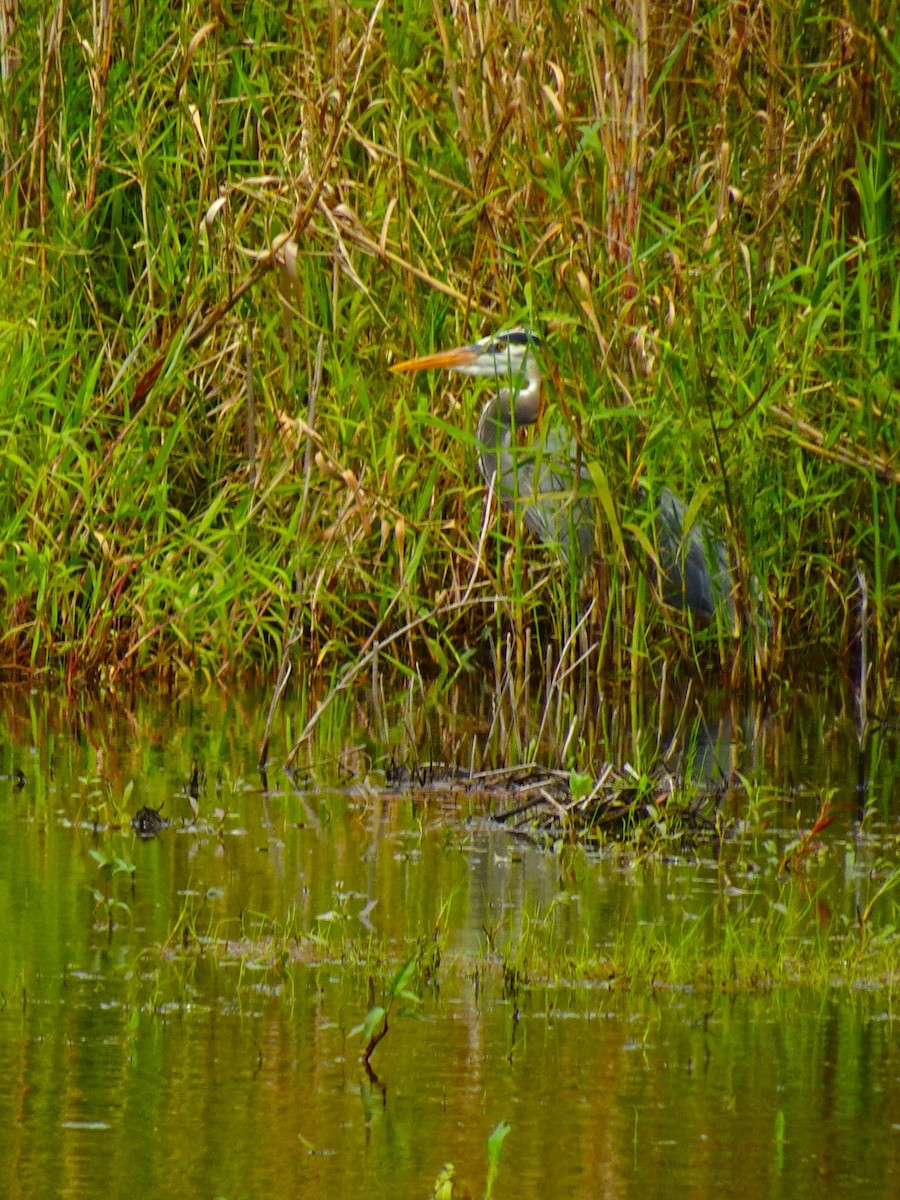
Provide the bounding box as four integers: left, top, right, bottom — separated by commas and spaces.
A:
352, 948, 424, 1069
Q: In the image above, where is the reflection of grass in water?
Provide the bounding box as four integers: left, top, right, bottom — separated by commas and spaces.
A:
136, 851, 899, 1006
524, 872, 900, 991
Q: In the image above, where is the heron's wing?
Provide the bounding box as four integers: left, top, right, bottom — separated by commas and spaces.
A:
496, 424, 595, 569
652, 486, 734, 619
523, 458, 595, 567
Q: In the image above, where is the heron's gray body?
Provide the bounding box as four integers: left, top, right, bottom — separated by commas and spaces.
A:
393, 327, 736, 621
651, 485, 734, 619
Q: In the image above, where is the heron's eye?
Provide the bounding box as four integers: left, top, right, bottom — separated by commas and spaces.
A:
492, 341, 507, 354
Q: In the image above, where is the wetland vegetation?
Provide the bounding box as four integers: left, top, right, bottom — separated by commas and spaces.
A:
0, 0, 897, 697
1, 2, 899, 1197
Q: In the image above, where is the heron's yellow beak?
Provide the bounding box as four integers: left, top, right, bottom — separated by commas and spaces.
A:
390, 346, 479, 373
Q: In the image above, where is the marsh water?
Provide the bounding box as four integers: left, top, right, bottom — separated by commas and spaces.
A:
0, 683, 897, 1200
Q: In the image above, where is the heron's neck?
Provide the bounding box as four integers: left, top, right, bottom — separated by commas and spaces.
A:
476, 364, 542, 483
478, 365, 542, 440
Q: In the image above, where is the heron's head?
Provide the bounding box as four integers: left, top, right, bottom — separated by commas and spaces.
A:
392, 327, 541, 383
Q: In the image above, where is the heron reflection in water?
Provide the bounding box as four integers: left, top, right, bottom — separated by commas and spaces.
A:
392, 328, 735, 621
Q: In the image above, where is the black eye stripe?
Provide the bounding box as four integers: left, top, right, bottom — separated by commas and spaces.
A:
489, 329, 539, 351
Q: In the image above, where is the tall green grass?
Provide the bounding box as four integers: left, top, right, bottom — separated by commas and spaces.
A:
0, 1, 897, 697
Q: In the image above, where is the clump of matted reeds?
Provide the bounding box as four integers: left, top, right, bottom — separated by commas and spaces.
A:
382, 756, 728, 849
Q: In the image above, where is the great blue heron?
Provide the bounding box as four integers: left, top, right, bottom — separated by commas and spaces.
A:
392, 327, 735, 620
